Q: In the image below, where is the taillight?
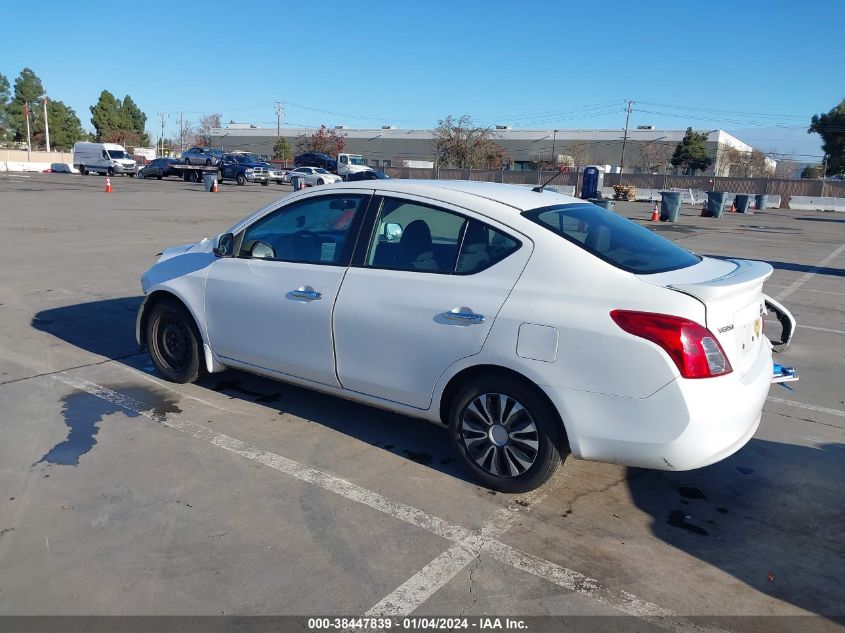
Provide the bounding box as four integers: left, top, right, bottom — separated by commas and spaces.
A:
610, 310, 732, 379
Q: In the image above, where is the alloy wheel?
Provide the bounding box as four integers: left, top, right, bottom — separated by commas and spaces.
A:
459, 393, 539, 477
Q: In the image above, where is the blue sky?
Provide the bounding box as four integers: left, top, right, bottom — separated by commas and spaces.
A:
2, 0, 840, 158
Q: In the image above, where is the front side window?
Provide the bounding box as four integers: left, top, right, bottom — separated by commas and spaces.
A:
523, 203, 700, 274
239, 194, 367, 265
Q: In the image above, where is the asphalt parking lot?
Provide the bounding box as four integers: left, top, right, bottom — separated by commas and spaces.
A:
0, 173, 843, 631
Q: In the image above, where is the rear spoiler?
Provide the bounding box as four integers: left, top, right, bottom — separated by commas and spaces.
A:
667, 259, 773, 302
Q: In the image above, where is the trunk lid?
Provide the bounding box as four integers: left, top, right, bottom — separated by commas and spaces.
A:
638, 257, 772, 375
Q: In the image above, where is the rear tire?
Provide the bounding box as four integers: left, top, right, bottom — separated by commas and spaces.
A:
448, 374, 565, 493
146, 299, 202, 384
317, 178, 324, 185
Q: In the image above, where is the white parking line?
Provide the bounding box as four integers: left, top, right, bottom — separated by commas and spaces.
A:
774, 243, 845, 302
765, 319, 845, 336
363, 474, 567, 617
765, 284, 845, 298
47, 370, 723, 632
767, 396, 845, 419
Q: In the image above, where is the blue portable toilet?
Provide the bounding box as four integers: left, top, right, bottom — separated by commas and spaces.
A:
581, 166, 604, 200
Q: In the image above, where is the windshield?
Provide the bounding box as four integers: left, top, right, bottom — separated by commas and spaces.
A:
315, 168, 328, 174
107, 150, 128, 159
349, 156, 365, 165
236, 153, 260, 163
523, 203, 701, 274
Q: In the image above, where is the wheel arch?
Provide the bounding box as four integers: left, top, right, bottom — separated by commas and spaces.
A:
137, 289, 223, 373
437, 363, 570, 453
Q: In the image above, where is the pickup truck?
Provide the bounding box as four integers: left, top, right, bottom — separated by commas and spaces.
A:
219, 152, 270, 186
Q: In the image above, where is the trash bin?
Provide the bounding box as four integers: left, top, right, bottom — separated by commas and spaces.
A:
734, 194, 753, 213
203, 173, 216, 192
588, 198, 613, 210
755, 194, 768, 210
659, 191, 683, 222
290, 175, 303, 191
706, 191, 729, 218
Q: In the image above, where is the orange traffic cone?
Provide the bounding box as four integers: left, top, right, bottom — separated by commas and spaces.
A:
212, 177, 218, 193
105, 177, 112, 193
730, 201, 736, 213
650, 201, 660, 222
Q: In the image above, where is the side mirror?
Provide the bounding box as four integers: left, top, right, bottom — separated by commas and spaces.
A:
383, 223, 403, 242
214, 233, 235, 257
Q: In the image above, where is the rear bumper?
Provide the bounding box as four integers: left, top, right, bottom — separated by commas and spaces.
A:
542, 342, 772, 470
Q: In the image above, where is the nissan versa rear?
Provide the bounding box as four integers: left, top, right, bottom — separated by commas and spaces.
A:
138, 181, 796, 492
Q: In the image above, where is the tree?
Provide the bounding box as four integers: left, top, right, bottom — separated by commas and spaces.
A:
122, 95, 149, 145
800, 164, 824, 179
670, 127, 713, 175
640, 141, 673, 173
296, 125, 346, 155
568, 140, 591, 168
34, 99, 86, 150
723, 147, 771, 177
273, 136, 292, 160
90, 90, 149, 146
773, 157, 797, 179
0, 73, 10, 140
8, 68, 45, 143
197, 113, 221, 145
433, 115, 508, 169
809, 99, 845, 176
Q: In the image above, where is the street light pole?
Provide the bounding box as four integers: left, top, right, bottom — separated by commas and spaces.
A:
42, 95, 51, 152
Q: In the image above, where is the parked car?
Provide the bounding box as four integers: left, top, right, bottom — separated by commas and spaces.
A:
182, 147, 223, 166
267, 166, 287, 184
285, 166, 342, 186
138, 158, 182, 180
347, 170, 390, 181
138, 181, 796, 492
294, 152, 337, 172
73, 142, 136, 176
218, 153, 270, 186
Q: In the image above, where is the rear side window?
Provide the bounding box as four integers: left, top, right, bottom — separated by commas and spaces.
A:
523, 203, 700, 274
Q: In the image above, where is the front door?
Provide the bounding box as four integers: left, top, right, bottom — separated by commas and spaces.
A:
205, 192, 370, 386
333, 194, 530, 409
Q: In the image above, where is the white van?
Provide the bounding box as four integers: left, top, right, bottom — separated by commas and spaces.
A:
73, 142, 137, 176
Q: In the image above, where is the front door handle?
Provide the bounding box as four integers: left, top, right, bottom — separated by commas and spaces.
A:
287, 286, 322, 301
442, 308, 485, 324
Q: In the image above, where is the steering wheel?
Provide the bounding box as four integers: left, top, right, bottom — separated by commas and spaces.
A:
292, 230, 323, 259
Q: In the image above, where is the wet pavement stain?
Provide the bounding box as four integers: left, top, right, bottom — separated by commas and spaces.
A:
667, 510, 709, 536
36, 385, 181, 466
678, 486, 708, 500
213, 379, 283, 404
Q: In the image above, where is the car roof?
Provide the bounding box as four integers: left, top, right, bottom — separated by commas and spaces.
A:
332, 179, 582, 211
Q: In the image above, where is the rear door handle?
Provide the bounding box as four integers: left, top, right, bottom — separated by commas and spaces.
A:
287, 286, 322, 301
442, 308, 485, 324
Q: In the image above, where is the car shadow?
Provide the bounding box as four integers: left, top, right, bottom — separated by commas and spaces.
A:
795, 217, 845, 224
32, 297, 471, 484
627, 439, 845, 618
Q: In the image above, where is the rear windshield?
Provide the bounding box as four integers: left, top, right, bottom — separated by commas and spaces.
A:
523, 203, 701, 274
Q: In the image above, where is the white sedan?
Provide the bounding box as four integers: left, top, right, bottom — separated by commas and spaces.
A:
283, 166, 342, 186
138, 181, 796, 492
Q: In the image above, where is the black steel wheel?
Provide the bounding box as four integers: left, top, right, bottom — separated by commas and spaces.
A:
449, 374, 565, 492
236, 173, 246, 186
146, 299, 201, 384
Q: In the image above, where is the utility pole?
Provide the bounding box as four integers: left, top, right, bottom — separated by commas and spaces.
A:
619, 100, 635, 174
821, 154, 828, 199
274, 101, 284, 137
42, 95, 51, 152
157, 112, 167, 157
24, 102, 32, 160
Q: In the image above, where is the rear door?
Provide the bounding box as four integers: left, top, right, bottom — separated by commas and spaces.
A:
333, 193, 531, 409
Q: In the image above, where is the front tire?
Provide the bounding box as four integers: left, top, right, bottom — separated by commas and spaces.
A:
107, 167, 115, 176
260, 180, 269, 186
448, 375, 565, 493
236, 173, 246, 186
146, 299, 202, 384
137, 170, 145, 179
